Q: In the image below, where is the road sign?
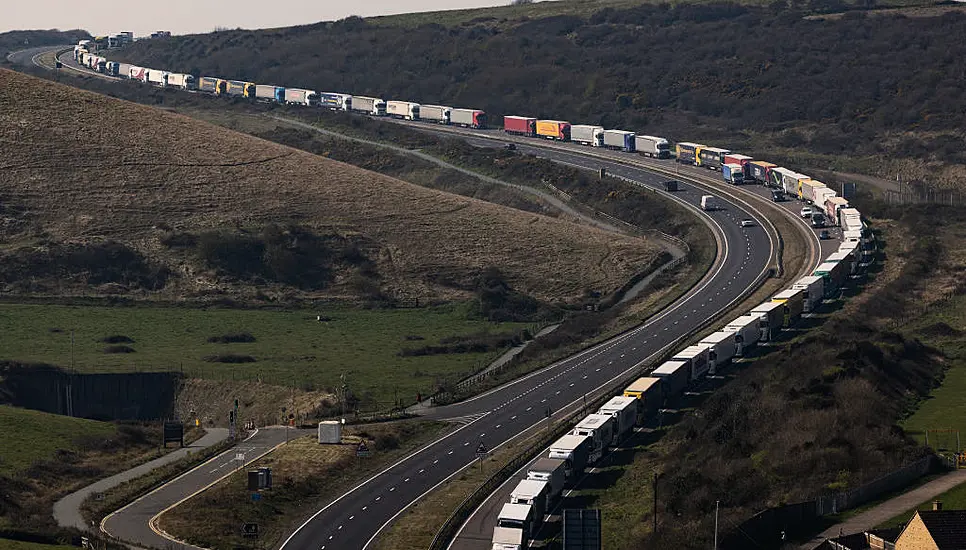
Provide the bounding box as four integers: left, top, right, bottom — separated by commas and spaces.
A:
476, 442, 488, 458
356, 442, 372, 458
243, 523, 259, 538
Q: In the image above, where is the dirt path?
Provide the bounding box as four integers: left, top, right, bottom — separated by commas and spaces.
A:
53, 428, 229, 532
800, 469, 966, 548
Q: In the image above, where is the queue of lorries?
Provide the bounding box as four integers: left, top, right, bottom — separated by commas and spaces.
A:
70, 43, 872, 550
491, 233, 870, 550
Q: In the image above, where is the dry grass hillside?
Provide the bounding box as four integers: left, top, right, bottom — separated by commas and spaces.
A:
0, 69, 659, 304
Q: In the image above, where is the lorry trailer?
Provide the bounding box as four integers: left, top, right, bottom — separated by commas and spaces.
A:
597, 396, 638, 440
147, 70, 168, 87
771, 288, 805, 327
548, 434, 592, 480
510, 479, 549, 525
167, 73, 195, 90
527, 458, 566, 502
747, 161, 777, 184
319, 92, 352, 111
672, 344, 712, 379
571, 413, 616, 463
751, 301, 785, 341
504, 116, 536, 137
130, 66, 149, 82
284, 88, 320, 106
699, 331, 737, 371
792, 275, 825, 312
451, 108, 486, 128
571, 125, 604, 147
225, 80, 255, 98
255, 84, 284, 103
650, 360, 690, 400
603, 129, 636, 152
536, 120, 571, 141
723, 153, 754, 167
420, 105, 451, 124
492, 503, 534, 550
198, 76, 224, 94
622, 377, 662, 417
697, 146, 730, 170
386, 100, 420, 120
675, 142, 704, 165
801, 179, 828, 203
825, 196, 850, 223
350, 96, 386, 116
813, 260, 848, 293
723, 314, 761, 357
636, 135, 671, 158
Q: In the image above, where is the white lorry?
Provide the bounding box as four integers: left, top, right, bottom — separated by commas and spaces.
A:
491, 503, 535, 550
386, 100, 420, 120
571, 125, 604, 147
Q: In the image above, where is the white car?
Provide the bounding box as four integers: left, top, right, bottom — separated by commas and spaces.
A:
800, 206, 813, 218
740, 219, 755, 227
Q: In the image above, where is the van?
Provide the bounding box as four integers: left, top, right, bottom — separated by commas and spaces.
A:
700, 195, 716, 211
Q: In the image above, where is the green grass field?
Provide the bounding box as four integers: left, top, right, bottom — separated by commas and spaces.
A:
900, 293, 966, 449
0, 405, 116, 476
0, 302, 528, 408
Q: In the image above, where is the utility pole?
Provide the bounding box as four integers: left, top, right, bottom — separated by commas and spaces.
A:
714, 500, 719, 550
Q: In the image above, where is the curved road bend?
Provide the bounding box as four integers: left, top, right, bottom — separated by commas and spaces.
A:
102, 427, 309, 550
280, 166, 773, 549
54, 428, 229, 533
7, 49, 817, 550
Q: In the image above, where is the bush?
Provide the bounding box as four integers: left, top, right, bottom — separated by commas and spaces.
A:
206, 332, 256, 344
99, 335, 134, 344
159, 231, 198, 248
103, 345, 136, 354
202, 353, 256, 363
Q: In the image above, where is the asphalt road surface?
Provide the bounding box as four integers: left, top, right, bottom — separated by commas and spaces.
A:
9, 49, 831, 550
102, 427, 308, 550
54, 428, 229, 533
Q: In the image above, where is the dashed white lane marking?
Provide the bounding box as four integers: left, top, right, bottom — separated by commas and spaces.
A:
464, 442, 470, 446
448, 450, 454, 455
349, 515, 354, 520
582, 375, 588, 379
495, 425, 501, 429
404, 478, 410, 482
338, 525, 343, 530
329, 535, 333, 540
389, 487, 395, 492
556, 390, 561, 395
541, 399, 547, 403
419, 469, 425, 473
595, 368, 601, 372
363, 506, 368, 511
376, 496, 381, 501
526, 406, 532, 411
569, 383, 575, 387
433, 459, 439, 464
511, 415, 517, 420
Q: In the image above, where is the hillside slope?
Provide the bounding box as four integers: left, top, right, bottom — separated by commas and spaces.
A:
113, 2, 966, 189
0, 69, 658, 304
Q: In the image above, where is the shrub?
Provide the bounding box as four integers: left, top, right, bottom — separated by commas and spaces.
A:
160, 231, 198, 248
206, 332, 256, 344
100, 335, 134, 344
104, 345, 136, 354
202, 353, 256, 363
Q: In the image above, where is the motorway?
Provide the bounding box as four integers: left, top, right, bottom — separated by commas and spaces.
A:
13, 47, 836, 550
102, 427, 308, 550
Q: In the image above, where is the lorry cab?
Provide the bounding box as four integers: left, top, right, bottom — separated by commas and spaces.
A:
492, 503, 534, 550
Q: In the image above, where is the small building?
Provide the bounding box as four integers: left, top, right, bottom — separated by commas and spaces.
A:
895, 503, 966, 550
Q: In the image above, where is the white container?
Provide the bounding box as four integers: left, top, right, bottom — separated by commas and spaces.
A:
318, 420, 342, 444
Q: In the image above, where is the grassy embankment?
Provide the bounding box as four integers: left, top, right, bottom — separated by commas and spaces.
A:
157, 420, 447, 550
0, 405, 198, 544
0, 302, 528, 412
